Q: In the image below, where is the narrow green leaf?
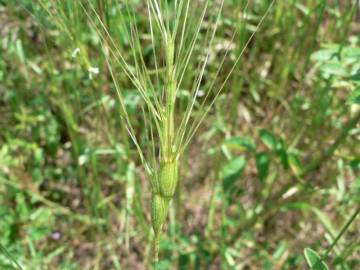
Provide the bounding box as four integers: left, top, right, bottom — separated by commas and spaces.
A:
304, 248, 329, 270
311, 207, 337, 238
288, 153, 302, 175
0, 243, 23, 270
255, 152, 270, 183
275, 140, 288, 168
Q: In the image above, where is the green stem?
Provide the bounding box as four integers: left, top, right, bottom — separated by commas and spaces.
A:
324, 206, 360, 259
153, 232, 161, 263
312, 205, 360, 269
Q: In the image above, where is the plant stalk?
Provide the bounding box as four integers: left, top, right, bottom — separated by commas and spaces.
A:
152, 34, 178, 263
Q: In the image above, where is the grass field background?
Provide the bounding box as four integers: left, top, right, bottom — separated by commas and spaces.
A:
0, 1, 360, 269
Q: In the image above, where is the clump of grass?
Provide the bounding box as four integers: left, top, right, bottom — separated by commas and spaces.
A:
39, 0, 275, 263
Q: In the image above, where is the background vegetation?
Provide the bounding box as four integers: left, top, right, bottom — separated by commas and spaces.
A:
1, 0, 360, 269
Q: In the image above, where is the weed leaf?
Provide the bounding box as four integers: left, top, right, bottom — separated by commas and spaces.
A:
255, 152, 270, 183
304, 248, 329, 270
259, 129, 277, 151
220, 156, 247, 192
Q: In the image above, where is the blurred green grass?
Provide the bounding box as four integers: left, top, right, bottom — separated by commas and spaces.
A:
0, 0, 360, 269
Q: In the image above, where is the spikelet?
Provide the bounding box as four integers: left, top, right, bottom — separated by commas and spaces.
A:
159, 159, 178, 198
151, 194, 169, 234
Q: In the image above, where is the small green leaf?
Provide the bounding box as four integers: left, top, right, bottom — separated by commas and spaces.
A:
288, 153, 302, 175
273, 242, 288, 260
304, 248, 329, 270
320, 62, 348, 77
349, 72, 360, 82
259, 130, 277, 150
256, 152, 270, 183
223, 136, 256, 152
347, 88, 360, 104
310, 49, 337, 62
349, 159, 360, 171
343, 47, 360, 60
220, 156, 247, 192
295, 3, 310, 15
15, 39, 25, 63
275, 140, 288, 168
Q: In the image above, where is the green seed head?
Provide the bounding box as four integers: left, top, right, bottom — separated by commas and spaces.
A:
159, 160, 178, 198
150, 173, 160, 195
151, 194, 169, 234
